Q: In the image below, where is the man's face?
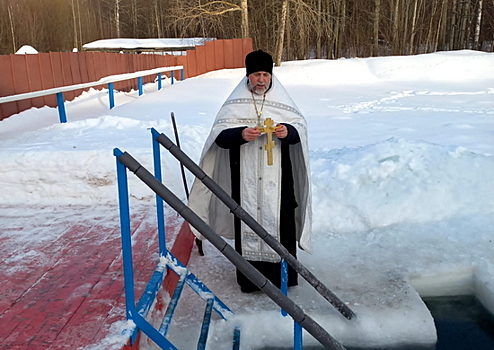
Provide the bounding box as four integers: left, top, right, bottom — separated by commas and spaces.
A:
248, 71, 272, 94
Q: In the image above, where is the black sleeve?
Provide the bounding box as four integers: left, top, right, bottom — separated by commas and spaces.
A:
281, 123, 301, 145
215, 126, 248, 149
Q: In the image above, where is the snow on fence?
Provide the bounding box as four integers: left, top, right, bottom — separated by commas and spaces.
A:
0, 38, 253, 121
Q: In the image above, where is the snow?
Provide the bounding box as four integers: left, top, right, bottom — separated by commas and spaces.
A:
15, 44, 38, 54
1, 49, 494, 349
82, 38, 215, 51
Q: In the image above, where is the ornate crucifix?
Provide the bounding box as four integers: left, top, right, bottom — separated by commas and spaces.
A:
256, 118, 279, 166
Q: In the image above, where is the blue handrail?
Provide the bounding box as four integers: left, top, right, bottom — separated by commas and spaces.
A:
0, 66, 184, 123
114, 148, 137, 333
152, 128, 167, 256
113, 131, 240, 349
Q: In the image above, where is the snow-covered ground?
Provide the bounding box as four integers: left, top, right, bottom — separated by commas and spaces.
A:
1, 50, 494, 350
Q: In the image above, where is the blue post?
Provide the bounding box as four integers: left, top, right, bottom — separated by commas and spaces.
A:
157, 73, 162, 90
151, 128, 167, 256
171, 71, 175, 85
197, 298, 214, 350
133, 313, 180, 349
294, 322, 303, 350
138, 77, 143, 96
159, 273, 187, 336
180, 69, 184, 81
113, 148, 137, 341
56, 92, 67, 123
108, 83, 115, 109
281, 259, 288, 317
233, 327, 241, 350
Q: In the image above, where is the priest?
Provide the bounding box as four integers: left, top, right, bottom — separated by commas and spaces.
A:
188, 50, 312, 293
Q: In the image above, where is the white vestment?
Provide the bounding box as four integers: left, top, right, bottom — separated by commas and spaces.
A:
188, 76, 312, 262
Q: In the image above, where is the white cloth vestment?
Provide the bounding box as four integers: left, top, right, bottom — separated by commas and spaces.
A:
188, 75, 312, 262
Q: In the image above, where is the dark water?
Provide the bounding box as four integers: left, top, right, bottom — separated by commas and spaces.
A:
263, 295, 494, 350
422, 295, 494, 350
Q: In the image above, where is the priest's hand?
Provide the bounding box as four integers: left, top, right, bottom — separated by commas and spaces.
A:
274, 124, 288, 139
242, 127, 261, 141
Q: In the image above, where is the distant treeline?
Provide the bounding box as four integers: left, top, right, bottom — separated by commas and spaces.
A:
1, 0, 493, 59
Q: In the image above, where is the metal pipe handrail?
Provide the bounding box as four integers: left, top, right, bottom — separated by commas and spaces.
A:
0, 66, 184, 123
115, 149, 346, 350
154, 131, 356, 321
0, 66, 184, 104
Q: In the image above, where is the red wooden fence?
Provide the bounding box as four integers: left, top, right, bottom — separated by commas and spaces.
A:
0, 38, 253, 121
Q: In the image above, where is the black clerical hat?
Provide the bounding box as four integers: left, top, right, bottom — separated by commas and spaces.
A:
245, 50, 273, 76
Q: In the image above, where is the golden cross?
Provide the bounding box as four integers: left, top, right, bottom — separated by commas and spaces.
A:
256, 118, 279, 166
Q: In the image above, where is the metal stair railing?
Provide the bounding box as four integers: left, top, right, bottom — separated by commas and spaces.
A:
162, 252, 241, 350
114, 148, 240, 350
113, 128, 356, 350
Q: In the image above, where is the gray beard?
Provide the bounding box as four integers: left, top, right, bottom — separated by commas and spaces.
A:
247, 80, 267, 95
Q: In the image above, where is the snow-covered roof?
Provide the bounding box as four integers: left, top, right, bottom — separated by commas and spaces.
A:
15, 45, 38, 54
82, 38, 216, 52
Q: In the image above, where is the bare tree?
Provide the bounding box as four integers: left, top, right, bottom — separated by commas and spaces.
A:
70, 0, 79, 48
152, 0, 162, 37
436, 0, 449, 51
373, 0, 380, 56
474, 0, 484, 49
391, 0, 401, 55
240, 0, 249, 38
460, 0, 471, 49
115, 0, 121, 38
408, 0, 419, 54
275, 0, 288, 65
169, 0, 243, 38
315, 0, 322, 58
450, 0, 459, 49
7, 3, 17, 53
336, 0, 347, 58
130, 0, 138, 37
2, 0, 494, 57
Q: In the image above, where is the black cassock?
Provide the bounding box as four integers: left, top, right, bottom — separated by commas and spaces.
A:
215, 124, 300, 293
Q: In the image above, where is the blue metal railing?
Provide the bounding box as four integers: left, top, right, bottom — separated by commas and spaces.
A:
113, 128, 353, 350
280, 259, 303, 349
0, 66, 184, 123
113, 128, 240, 350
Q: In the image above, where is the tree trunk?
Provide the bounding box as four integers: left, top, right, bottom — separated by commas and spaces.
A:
70, 0, 78, 49
450, 0, 458, 49
392, 0, 400, 55
373, 0, 380, 56
437, 0, 448, 51
337, 0, 346, 58
97, 0, 104, 39
286, 4, 291, 61
131, 0, 138, 37
409, 0, 419, 54
8, 4, 17, 53
275, 0, 288, 66
425, 0, 439, 53
240, 0, 249, 38
474, 0, 483, 49
331, 0, 338, 58
316, 0, 321, 59
115, 0, 121, 38
459, 1, 470, 49
77, 0, 82, 50
154, 0, 161, 38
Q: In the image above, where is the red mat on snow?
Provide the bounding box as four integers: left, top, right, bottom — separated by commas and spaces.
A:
0, 205, 194, 350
